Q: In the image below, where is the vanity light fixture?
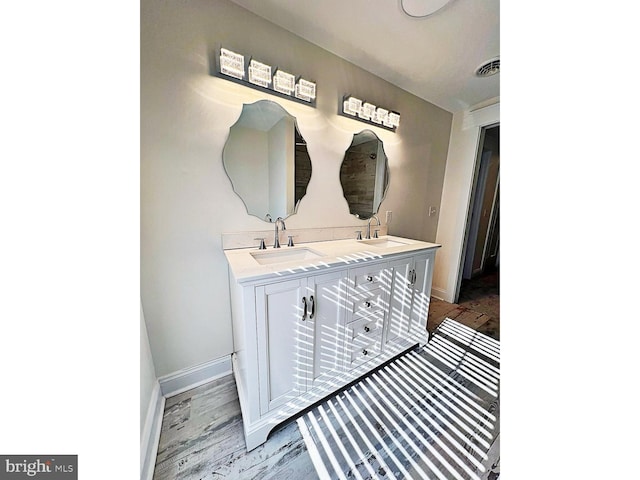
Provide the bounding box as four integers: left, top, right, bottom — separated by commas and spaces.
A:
273, 69, 296, 95
215, 46, 316, 107
219, 48, 245, 80
361, 102, 376, 121
295, 78, 316, 102
248, 59, 272, 88
340, 95, 400, 132
385, 110, 400, 129
344, 96, 362, 116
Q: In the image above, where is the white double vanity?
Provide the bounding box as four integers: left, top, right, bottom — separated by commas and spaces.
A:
224, 235, 440, 450
221, 98, 440, 450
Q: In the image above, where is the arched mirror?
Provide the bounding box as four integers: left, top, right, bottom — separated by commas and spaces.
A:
339, 129, 390, 220
223, 100, 312, 221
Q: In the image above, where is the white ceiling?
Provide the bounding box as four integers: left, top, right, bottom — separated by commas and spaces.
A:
228, 0, 500, 113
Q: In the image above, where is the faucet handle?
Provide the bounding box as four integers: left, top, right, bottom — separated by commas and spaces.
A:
373, 229, 380, 238
254, 238, 267, 250
355, 230, 362, 240
287, 235, 295, 247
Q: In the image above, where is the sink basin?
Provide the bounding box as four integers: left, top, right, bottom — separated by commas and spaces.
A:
359, 237, 410, 248
250, 247, 325, 265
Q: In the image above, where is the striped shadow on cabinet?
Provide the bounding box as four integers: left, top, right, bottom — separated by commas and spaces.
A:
297, 318, 500, 480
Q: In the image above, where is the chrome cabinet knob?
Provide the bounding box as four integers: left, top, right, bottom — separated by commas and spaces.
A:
362, 349, 368, 356
366, 275, 373, 282
364, 326, 370, 333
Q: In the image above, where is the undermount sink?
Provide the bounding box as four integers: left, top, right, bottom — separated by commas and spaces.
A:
250, 247, 325, 265
359, 237, 410, 248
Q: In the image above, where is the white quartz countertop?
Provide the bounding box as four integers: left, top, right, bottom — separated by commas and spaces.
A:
224, 235, 441, 283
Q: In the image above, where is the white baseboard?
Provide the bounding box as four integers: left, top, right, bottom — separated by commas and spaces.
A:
431, 286, 451, 303
140, 355, 232, 479
158, 355, 232, 398
140, 382, 165, 480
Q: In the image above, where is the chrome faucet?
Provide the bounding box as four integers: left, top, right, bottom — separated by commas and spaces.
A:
366, 214, 381, 239
274, 217, 286, 248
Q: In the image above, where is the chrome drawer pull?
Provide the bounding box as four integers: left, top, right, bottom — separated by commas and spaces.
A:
301, 296, 307, 321
309, 295, 315, 319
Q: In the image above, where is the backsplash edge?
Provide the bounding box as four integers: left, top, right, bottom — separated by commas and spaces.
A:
222, 225, 389, 250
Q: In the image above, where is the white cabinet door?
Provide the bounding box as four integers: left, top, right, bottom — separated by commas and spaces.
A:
386, 256, 414, 344
386, 252, 435, 346
256, 269, 349, 414
410, 251, 435, 334
256, 278, 310, 415
307, 270, 348, 390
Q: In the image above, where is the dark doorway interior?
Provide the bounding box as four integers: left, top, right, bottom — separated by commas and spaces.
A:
457, 125, 500, 322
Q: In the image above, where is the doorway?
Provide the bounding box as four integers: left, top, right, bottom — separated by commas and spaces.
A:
455, 125, 500, 316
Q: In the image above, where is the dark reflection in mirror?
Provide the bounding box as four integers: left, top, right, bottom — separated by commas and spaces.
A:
295, 128, 311, 209
223, 100, 312, 221
339, 130, 389, 220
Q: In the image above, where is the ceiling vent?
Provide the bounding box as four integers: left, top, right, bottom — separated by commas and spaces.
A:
475, 57, 500, 77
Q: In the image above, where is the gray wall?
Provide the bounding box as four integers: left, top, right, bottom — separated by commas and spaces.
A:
141, 0, 453, 376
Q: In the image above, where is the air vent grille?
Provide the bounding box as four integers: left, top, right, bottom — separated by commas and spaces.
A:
476, 58, 500, 77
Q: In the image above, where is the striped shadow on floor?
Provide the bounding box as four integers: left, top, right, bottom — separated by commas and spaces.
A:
297, 318, 500, 480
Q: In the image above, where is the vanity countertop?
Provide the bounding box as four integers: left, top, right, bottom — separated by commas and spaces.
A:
224, 235, 441, 283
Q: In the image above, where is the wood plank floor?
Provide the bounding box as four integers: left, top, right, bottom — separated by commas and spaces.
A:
429, 269, 499, 341
152, 374, 316, 480
427, 298, 499, 341
152, 291, 499, 480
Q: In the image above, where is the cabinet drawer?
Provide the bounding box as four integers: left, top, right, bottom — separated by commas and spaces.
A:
352, 266, 388, 292
350, 288, 386, 318
347, 338, 381, 368
348, 315, 383, 340
345, 317, 382, 369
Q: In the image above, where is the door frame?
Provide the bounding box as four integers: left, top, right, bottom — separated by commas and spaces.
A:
454, 123, 499, 303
